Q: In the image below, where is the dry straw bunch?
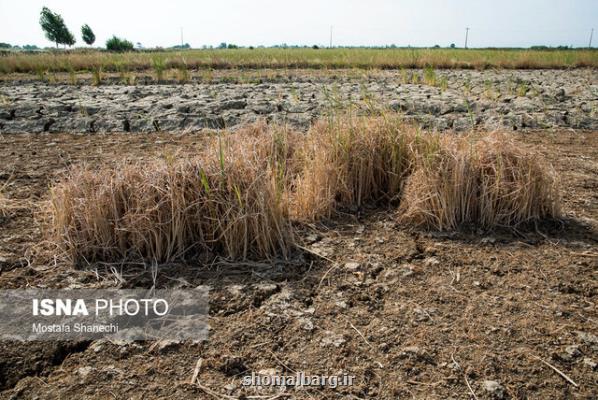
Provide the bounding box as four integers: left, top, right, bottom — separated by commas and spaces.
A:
398, 133, 561, 230
48, 116, 562, 264
49, 124, 298, 264
292, 116, 416, 220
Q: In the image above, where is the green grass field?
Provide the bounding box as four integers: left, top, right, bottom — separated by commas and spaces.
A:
1, 48, 597, 74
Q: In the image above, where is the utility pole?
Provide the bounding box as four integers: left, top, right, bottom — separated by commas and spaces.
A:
180, 27, 184, 47
464, 27, 470, 49
330, 25, 333, 48
590, 28, 594, 48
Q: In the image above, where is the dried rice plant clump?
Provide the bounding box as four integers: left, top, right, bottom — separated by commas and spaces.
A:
49, 130, 295, 264
398, 132, 561, 230
292, 115, 417, 221
48, 118, 563, 265
209, 122, 305, 188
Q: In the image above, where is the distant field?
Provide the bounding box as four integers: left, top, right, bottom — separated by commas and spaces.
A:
0, 48, 597, 74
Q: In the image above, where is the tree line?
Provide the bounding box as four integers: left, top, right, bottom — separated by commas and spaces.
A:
40, 7, 95, 47
39, 7, 140, 51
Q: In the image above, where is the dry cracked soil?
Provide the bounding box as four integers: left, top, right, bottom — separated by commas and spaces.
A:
1, 69, 597, 134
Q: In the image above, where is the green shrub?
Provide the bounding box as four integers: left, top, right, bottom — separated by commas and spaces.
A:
106, 36, 134, 52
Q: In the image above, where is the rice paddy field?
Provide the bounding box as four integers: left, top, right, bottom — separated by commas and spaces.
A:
1, 48, 597, 75
0, 49, 597, 399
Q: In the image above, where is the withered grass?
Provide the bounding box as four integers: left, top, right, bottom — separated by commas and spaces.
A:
48, 116, 562, 263
398, 132, 561, 230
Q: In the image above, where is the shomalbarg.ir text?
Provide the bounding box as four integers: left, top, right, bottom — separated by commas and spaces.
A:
242, 372, 355, 389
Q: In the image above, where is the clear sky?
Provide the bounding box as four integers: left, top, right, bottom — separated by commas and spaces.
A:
0, 0, 596, 48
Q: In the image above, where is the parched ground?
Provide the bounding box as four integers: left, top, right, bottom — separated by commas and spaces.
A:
1, 69, 597, 134
0, 126, 596, 399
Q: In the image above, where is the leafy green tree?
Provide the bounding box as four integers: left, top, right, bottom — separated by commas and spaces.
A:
39, 7, 75, 47
106, 36, 134, 52
81, 24, 96, 46
63, 29, 76, 47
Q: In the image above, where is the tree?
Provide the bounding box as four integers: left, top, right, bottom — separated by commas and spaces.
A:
81, 24, 96, 46
63, 29, 76, 47
106, 36, 134, 52
39, 7, 75, 48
